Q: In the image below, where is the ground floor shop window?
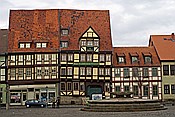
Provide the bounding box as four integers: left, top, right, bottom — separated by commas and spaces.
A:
10, 93, 21, 103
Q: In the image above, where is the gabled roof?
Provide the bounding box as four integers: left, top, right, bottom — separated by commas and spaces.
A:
0, 29, 8, 53
59, 9, 112, 51
113, 47, 160, 67
149, 33, 175, 61
8, 9, 112, 52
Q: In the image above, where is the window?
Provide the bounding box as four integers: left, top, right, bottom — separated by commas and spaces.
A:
80, 67, 85, 75
80, 54, 85, 61
143, 68, 149, 77
36, 43, 47, 48
100, 54, 104, 62
37, 67, 42, 76
67, 68, 72, 75
124, 86, 130, 92
131, 57, 138, 63
143, 85, 149, 96
18, 68, 23, 77
115, 68, 120, 77
45, 67, 49, 76
60, 82, 66, 91
87, 41, 93, 46
61, 54, 67, 61
37, 54, 42, 61
68, 54, 73, 61
152, 68, 158, 77
26, 55, 31, 61
144, 56, 152, 63
105, 68, 110, 75
0, 57, 5, 66
115, 86, 120, 93
170, 65, 175, 75
52, 54, 57, 61
52, 67, 56, 76
87, 54, 92, 62
26, 68, 31, 77
80, 82, 85, 91
73, 82, 79, 90
18, 55, 23, 62
133, 86, 138, 96
36, 43, 41, 48
153, 85, 158, 96
44, 54, 49, 61
106, 54, 111, 62
67, 82, 72, 91
81, 40, 86, 46
86, 67, 92, 75
42, 43, 47, 48
94, 40, 99, 46
164, 85, 170, 94
99, 68, 104, 75
61, 29, 69, 35
124, 68, 129, 78
105, 83, 110, 92
132, 67, 139, 77
19, 43, 25, 48
10, 69, 15, 77
118, 57, 125, 63
61, 41, 68, 48
26, 43, 31, 48
163, 65, 169, 75
171, 85, 175, 94
61, 68, 66, 75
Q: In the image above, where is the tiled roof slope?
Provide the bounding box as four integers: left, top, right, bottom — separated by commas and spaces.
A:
59, 9, 112, 51
8, 9, 112, 52
8, 9, 60, 52
113, 47, 160, 67
149, 33, 175, 61
0, 29, 8, 53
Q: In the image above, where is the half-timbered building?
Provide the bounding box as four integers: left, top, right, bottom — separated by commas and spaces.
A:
112, 47, 162, 99
7, 9, 113, 105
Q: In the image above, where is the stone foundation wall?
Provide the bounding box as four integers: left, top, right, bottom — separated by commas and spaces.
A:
60, 96, 86, 105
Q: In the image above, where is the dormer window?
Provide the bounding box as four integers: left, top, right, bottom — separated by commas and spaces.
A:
144, 56, 152, 63
61, 29, 69, 35
19, 42, 31, 48
61, 41, 68, 48
81, 40, 86, 46
118, 56, 125, 63
131, 56, 138, 63
36, 42, 47, 48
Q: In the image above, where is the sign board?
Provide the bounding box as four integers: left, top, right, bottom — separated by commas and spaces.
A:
92, 94, 102, 100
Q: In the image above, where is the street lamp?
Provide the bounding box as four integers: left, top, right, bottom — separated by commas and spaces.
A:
46, 86, 48, 108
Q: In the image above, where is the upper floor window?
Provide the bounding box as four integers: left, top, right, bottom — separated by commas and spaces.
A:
99, 68, 104, 75
19, 43, 31, 48
81, 40, 86, 46
36, 43, 47, 48
144, 56, 152, 63
170, 65, 175, 75
61, 54, 67, 61
118, 56, 125, 63
100, 54, 105, 62
80, 67, 85, 75
87, 54, 92, 62
61, 41, 68, 48
106, 54, 111, 62
131, 56, 138, 63
132, 67, 139, 77
105, 68, 110, 75
143, 68, 149, 77
124, 67, 130, 78
94, 40, 99, 46
80, 54, 86, 62
87, 41, 93, 46
61, 29, 69, 35
163, 65, 169, 75
152, 67, 158, 77
86, 67, 92, 75
115, 68, 120, 77
68, 54, 73, 61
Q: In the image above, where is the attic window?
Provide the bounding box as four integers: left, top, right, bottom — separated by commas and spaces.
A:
61, 29, 69, 35
19, 43, 31, 48
36, 42, 47, 48
131, 56, 138, 63
61, 41, 68, 48
144, 56, 152, 63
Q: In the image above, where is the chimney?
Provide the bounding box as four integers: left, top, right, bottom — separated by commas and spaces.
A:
171, 33, 174, 39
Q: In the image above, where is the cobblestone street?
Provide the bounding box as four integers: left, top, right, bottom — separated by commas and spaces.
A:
0, 105, 175, 117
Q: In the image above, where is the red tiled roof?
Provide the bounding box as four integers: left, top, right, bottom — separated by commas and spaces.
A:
149, 33, 175, 60
113, 47, 160, 67
0, 29, 8, 53
8, 9, 112, 52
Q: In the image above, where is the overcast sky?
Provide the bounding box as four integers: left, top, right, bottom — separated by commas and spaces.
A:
1, 0, 175, 46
